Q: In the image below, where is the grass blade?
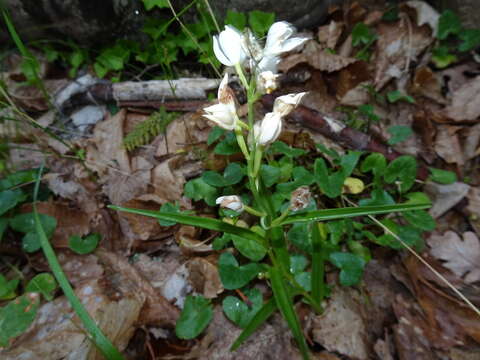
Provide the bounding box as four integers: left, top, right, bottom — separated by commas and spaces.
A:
230, 298, 276, 351
280, 203, 430, 225
34, 166, 124, 359
311, 223, 326, 309
109, 205, 265, 246
269, 266, 310, 360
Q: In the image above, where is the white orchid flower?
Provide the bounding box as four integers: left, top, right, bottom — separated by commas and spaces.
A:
216, 195, 244, 212
213, 25, 248, 66
203, 74, 238, 130
256, 112, 283, 146
264, 21, 309, 57
273, 92, 307, 117
257, 71, 280, 94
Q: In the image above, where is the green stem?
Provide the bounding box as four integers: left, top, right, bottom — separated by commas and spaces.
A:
271, 207, 291, 227
235, 128, 250, 161
234, 63, 249, 91
311, 222, 327, 310
33, 166, 124, 360
243, 205, 266, 217
253, 146, 263, 178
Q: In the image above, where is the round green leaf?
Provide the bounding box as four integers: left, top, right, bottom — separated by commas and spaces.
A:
22, 232, 41, 253
10, 213, 56, 235
0, 189, 24, 216
384, 156, 417, 193
222, 288, 262, 328
289, 254, 308, 274
0, 275, 19, 300
428, 167, 457, 185
175, 295, 213, 339
329, 252, 366, 286
25, 273, 58, 301
69, 233, 100, 255
232, 234, 267, 262
218, 253, 262, 290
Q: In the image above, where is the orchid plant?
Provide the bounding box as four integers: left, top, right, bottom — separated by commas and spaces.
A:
110, 21, 430, 359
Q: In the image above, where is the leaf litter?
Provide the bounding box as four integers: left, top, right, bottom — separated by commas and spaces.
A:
2, 0, 480, 359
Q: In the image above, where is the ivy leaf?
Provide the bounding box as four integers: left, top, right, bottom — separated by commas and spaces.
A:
437, 10, 462, 40
143, 0, 169, 11
268, 141, 306, 158
289, 254, 308, 274
184, 178, 219, 206
277, 166, 315, 196
387, 125, 414, 145
351, 23, 376, 46
0, 189, 24, 216
207, 126, 226, 145
25, 273, 57, 301
10, 213, 56, 235
175, 295, 213, 339
218, 253, 262, 290
386, 91, 415, 104
248, 10, 275, 37
329, 252, 366, 286
225, 10, 247, 30
214, 132, 241, 155
232, 234, 267, 262
260, 165, 281, 187
0, 275, 19, 300
0, 293, 40, 347
287, 223, 312, 253
402, 210, 436, 231
361, 152, 386, 178
432, 46, 458, 68
428, 167, 457, 184
459, 29, 480, 52
202, 163, 244, 187
222, 288, 263, 328
384, 155, 417, 192
69, 233, 100, 255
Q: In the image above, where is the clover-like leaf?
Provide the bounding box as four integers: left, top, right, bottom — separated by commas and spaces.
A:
25, 273, 58, 301
175, 295, 213, 339
218, 253, 262, 290
329, 252, 366, 286
69, 233, 100, 255
222, 288, 263, 328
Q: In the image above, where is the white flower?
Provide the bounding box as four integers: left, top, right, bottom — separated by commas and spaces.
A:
213, 25, 248, 66
273, 92, 307, 117
216, 195, 244, 212
263, 21, 309, 57
203, 74, 238, 130
257, 71, 280, 94
256, 112, 283, 146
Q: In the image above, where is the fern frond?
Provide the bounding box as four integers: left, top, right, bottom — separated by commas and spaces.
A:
123, 107, 178, 151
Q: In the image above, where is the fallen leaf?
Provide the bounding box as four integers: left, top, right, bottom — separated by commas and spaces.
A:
444, 77, 480, 122
187, 257, 223, 299
466, 187, 480, 235
434, 125, 465, 165
405, 1, 440, 34
339, 81, 371, 106
152, 159, 185, 203
424, 181, 470, 218
317, 21, 344, 49
428, 231, 480, 283
312, 287, 369, 360
463, 123, 480, 161
411, 66, 446, 104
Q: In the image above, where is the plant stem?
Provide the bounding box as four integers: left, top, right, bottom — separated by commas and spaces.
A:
234, 63, 249, 91
243, 205, 266, 217
235, 128, 250, 160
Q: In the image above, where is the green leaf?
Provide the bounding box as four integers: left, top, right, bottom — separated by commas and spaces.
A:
212, 233, 232, 250
287, 223, 312, 253
386, 91, 415, 104
248, 10, 275, 37
260, 164, 281, 188
294, 272, 311, 292
69, 233, 100, 255
218, 253, 262, 290
384, 155, 417, 192
428, 167, 457, 184
459, 29, 480, 52
232, 234, 267, 262
361, 152, 386, 178
143, 0, 169, 11
159, 202, 180, 226
69, 50, 85, 68
109, 205, 266, 246
214, 132, 241, 155
268, 141, 307, 158
329, 252, 366, 286
268, 266, 310, 359
202, 163, 244, 187
351, 23, 376, 46
10, 213, 56, 235
387, 125, 414, 145
280, 203, 430, 225
358, 104, 379, 122
0, 169, 37, 191
402, 210, 436, 231
175, 295, 213, 339
0, 189, 24, 216
277, 166, 315, 195
289, 254, 308, 274
222, 288, 263, 328
358, 189, 395, 206
225, 10, 247, 30
25, 273, 57, 301
404, 192, 432, 205
0, 275, 19, 299
432, 46, 457, 68
437, 10, 462, 40
0, 293, 40, 347
207, 126, 226, 145
231, 299, 277, 351
22, 232, 42, 253
184, 177, 219, 206
398, 226, 424, 251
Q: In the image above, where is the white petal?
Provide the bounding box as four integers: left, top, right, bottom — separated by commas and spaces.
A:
213, 35, 234, 66
217, 73, 229, 98
257, 55, 280, 73
219, 26, 246, 65
273, 92, 307, 117
280, 37, 309, 53
258, 112, 282, 146
266, 22, 295, 51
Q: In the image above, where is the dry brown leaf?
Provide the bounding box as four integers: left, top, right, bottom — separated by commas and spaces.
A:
467, 187, 480, 236
405, 1, 440, 34
0, 280, 144, 360
317, 20, 344, 49
411, 66, 446, 104
339, 81, 371, 106
279, 41, 357, 74
428, 231, 480, 283
444, 77, 480, 122
424, 181, 470, 218
434, 125, 465, 165
463, 123, 480, 161
152, 159, 185, 203
374, 18, 433, 89
312, 287, 369, 360
176, 225, 213, 253
187, 257, 223, 298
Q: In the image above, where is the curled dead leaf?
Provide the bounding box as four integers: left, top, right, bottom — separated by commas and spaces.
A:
187, 257, 223, 298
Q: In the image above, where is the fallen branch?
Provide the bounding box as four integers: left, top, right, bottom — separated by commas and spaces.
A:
261, 94, 429, 180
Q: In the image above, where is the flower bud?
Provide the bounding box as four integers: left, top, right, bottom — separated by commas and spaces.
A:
213, 25, 247, 66
216, 195, 244, 212
257, 71, 280, 94
256, 112, 283, 146
203, 74, 238, 130
290, 186, 312, 211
